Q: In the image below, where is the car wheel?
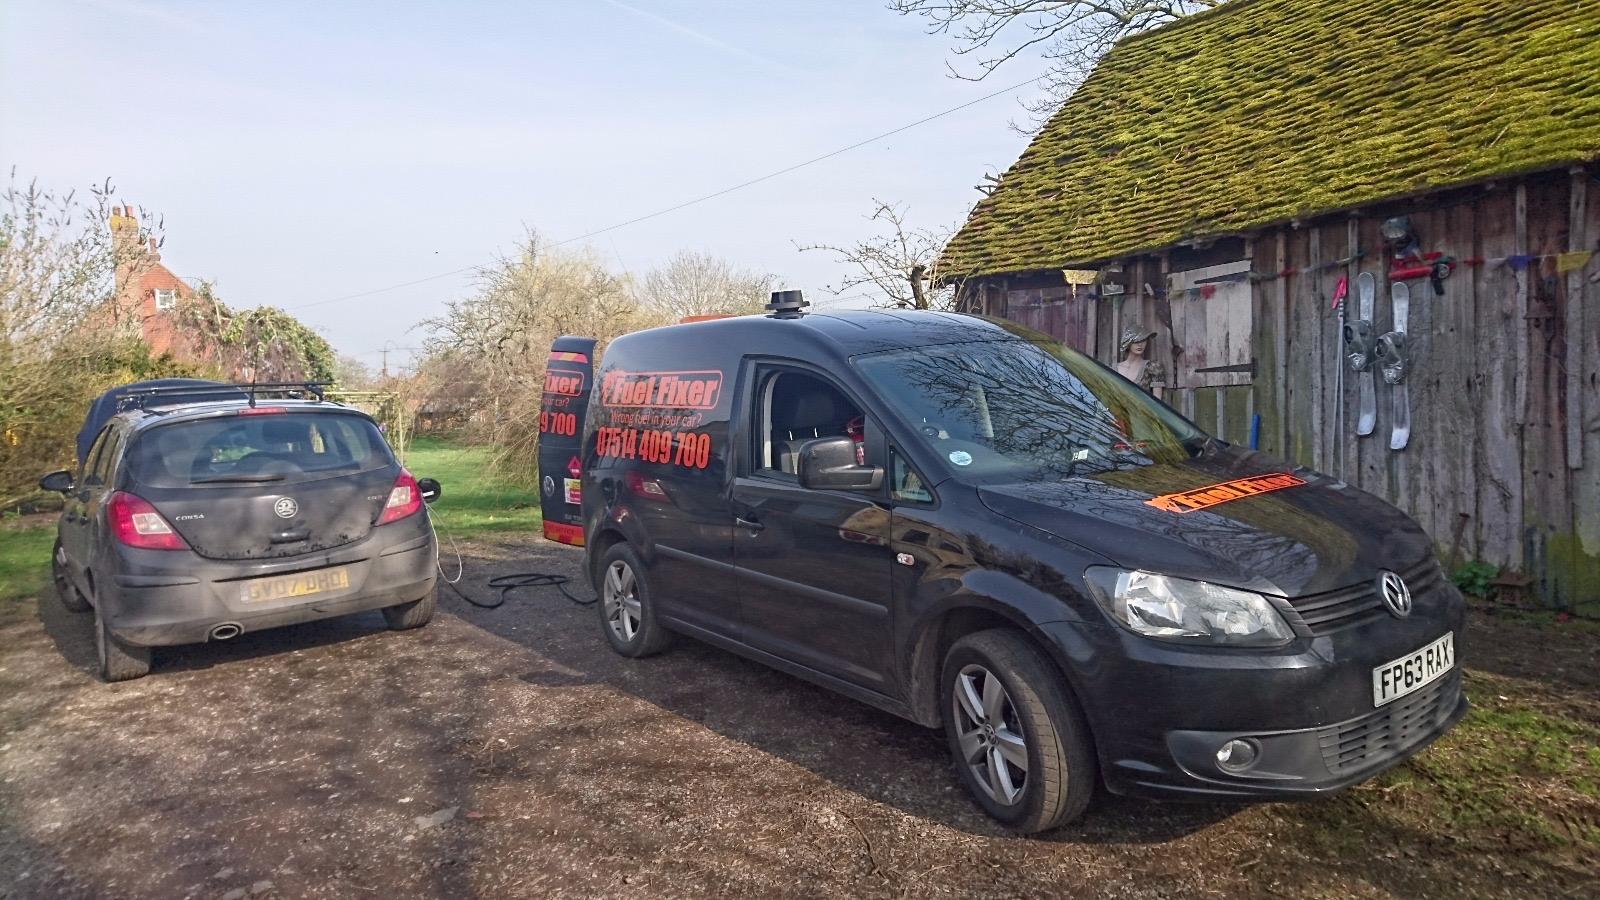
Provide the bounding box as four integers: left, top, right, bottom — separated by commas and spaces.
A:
941, 629, 1097, 833
383, 585, 436, 630
597, 543, 671, 658
51, 539, 91, 613
95, 606, 151, 683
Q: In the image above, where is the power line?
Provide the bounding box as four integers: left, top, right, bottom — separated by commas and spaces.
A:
291, 72, 1045, 313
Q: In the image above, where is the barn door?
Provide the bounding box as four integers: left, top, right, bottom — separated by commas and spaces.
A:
1170, 260, 1255, 443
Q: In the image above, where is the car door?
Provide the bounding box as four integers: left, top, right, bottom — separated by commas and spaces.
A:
731, 363, 896, 693
60, 424, 115, 594
79, 424, 125, 588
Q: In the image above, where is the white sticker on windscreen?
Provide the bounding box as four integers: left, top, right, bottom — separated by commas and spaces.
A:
948, 450, 973, 466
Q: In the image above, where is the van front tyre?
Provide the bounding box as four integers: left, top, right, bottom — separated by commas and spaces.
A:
95, 607, 151, 682
597, 543, 671, 658
383, 586, 436, 630
941, 629, 1097, 833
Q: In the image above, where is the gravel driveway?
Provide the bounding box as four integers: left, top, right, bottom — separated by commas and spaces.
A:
0, 537, 1588, 899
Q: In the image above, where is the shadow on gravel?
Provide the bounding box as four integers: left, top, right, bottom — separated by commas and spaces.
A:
36, 585, 396, 678
34, 588, 96, 677
460, 539, 1239, 844
24, 594, 486, 898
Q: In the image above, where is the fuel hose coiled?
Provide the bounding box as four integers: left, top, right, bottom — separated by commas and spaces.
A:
429, 511, 595, 609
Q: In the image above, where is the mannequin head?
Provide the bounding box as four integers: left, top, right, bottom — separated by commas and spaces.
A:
1118, 326, 1157, 361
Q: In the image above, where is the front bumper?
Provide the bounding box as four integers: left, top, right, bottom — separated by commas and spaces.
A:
1039, 584, 1467, 800
101, 525, 437, 647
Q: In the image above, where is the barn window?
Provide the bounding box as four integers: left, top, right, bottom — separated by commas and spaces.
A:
1168, 260, 1253, 387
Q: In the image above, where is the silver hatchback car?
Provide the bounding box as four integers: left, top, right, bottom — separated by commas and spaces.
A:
40, 384, 440, 681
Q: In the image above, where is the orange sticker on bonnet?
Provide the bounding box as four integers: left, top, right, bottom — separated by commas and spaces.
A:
1144, 473, 1307, 514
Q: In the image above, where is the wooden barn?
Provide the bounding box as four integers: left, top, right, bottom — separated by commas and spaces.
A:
943, 0, 1600, 609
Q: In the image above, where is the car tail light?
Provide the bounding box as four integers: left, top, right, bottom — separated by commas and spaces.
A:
376, 469, 422, 524
236, 406, 287, 416
108, 492, 190, 550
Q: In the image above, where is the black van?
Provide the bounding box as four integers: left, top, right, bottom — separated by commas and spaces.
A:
581, 295, 1465, 832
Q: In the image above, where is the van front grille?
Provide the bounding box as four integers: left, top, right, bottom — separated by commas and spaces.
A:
1285, 557, 1444, 635
1318, 672, 1460, 775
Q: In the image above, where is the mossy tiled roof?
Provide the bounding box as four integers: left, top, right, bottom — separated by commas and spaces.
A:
943, 0, 1600, 276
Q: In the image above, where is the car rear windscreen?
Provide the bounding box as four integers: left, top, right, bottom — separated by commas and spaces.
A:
126, 412, 395, 488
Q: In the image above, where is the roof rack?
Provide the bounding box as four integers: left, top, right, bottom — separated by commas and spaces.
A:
115, 381, 333, 412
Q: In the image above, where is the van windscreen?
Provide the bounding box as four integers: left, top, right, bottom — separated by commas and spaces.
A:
855, 340, 1204, 483
126, 412, 394, 488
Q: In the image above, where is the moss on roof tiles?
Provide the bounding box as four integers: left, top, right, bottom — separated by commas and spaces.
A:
942, 0, 1600, 276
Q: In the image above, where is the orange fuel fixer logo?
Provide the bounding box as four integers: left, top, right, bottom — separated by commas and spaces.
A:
543, 368, 586, 397
601, 370, 723, 410
1144, 473, 1307, 514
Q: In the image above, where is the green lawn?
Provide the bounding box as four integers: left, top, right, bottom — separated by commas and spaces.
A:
401, 436, 541, 539
0, 524, 54, 606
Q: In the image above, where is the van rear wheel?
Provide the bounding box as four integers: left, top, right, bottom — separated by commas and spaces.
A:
941, 629, 1096, 832
598, 544, 671, 658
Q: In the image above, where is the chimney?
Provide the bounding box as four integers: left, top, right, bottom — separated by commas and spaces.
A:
110, 205, 142, 291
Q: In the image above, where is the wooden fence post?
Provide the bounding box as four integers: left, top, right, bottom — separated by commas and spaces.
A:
1567, 168, 1587, 469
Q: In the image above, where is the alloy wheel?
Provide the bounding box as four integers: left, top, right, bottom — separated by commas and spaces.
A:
602, 560, 642, 643
952, 663, 1029, 806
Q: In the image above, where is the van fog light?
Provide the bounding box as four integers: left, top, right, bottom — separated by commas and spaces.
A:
1216, 739, 1260, 773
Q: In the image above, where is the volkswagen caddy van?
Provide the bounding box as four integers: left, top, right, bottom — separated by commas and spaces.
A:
581, 293, 1465, 832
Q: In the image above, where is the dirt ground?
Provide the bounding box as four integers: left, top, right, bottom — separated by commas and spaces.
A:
1, 537, 1596, 899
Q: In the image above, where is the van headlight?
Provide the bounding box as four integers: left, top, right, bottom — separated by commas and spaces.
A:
1084, 568, 1294, 647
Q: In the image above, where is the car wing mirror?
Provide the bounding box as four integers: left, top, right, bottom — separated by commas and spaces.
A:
798, 436, 882, 492
39, 470, 74, 494
416, 477, 442, 504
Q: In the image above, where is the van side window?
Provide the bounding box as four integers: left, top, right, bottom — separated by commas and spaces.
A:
756, 369, 864, 477
890, 447, 933, 503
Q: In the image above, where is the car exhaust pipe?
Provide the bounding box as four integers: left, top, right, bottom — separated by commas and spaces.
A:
209, 623, 242, 641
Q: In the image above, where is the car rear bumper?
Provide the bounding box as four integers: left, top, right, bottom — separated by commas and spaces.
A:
1037, 583, 1468, 800
100, 523, 437, 646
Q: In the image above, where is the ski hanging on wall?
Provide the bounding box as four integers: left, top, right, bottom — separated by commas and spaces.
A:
1345, 272, 1378, 436
1379, 281, 1411, 450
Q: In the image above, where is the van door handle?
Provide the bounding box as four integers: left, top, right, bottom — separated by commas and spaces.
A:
735, 516, 764, 532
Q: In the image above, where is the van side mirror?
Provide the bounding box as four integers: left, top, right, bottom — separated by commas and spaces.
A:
416, 477, 442, 504
798, 437, 882, 492
39, 470, 74, 494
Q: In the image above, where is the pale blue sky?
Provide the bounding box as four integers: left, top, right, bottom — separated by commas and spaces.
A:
1, 0, 1046, 368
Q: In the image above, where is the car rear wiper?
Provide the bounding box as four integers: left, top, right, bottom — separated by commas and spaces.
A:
190, 473, 287, 483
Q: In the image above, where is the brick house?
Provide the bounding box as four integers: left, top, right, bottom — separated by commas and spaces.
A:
109, 205, 196, 358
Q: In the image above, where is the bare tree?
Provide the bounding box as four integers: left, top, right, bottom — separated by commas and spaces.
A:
889, 1, 1228, 121
418, 232, 667, 481
332, 353, 377, 390
638, 250, 773, 320
0, 174, 188, 501
798, 199, 963, 310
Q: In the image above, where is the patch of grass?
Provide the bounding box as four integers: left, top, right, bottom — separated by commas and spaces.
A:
1464, 600, 1600, 635
1291, 670, 1600, 855
0, 525, 54, 605
402, 436, 541, 539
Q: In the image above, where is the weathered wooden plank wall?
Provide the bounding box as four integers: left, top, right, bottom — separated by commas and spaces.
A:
972, 167, 1598, 606
1574, 169, 1600, 604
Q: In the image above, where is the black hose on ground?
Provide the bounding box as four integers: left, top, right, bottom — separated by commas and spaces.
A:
440, 571, 595, 609
429, 511, 597, 610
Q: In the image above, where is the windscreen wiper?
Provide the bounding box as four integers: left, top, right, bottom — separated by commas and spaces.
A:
191, 473, 287, 484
